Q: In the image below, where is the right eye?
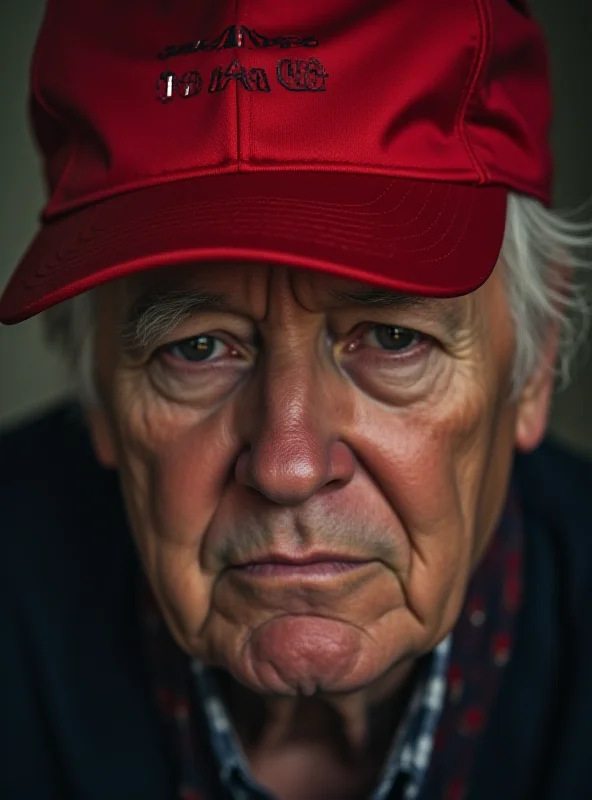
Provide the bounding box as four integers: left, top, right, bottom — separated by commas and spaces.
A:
165, 335, 229, 363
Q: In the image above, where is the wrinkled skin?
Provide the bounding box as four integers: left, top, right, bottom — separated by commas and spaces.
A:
89, 262, 557, 795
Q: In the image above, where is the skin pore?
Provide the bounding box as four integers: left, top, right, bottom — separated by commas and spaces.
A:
89, 262, 558, 799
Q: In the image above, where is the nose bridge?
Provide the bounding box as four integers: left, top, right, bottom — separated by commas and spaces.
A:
266, 352, 320, 455
235, 345, 353, 505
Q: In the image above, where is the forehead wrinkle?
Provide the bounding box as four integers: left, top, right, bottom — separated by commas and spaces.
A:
120, 287, 229, 354
328, 286, 468, 339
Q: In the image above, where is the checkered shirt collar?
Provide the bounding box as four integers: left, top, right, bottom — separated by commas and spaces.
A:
191, 635, 451, 800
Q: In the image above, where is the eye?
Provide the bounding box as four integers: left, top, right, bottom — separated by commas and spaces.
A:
362, 324, 424, 352
165, 335, 229, 362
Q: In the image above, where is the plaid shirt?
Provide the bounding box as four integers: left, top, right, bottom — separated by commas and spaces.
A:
141, 476, 523, 800
191, 636, 451, 800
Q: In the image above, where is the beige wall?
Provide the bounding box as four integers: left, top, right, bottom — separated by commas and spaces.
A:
1, 1, 591, 454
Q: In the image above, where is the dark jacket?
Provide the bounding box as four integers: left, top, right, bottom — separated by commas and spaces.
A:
1, 406, 592, 799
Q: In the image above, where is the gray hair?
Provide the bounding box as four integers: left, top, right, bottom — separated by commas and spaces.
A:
43, 191, 592, 405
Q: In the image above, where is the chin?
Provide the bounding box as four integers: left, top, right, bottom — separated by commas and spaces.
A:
223, 614, 411, 698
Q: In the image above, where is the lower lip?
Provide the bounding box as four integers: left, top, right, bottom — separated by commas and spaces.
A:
235, 561, 369, 578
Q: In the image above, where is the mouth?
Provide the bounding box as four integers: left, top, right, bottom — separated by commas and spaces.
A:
229, 553, 374, 578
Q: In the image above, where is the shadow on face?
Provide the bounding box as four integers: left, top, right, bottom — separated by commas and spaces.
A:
87, 261, 553, 698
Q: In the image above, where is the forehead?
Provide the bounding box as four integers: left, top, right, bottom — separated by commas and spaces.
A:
120, 261, 484, 323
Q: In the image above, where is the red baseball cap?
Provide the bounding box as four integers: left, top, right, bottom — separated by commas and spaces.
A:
0, 0, 552, 324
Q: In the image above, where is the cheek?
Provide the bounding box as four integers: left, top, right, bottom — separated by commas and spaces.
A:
112, 395, 239, 645
349, 379, 507, 645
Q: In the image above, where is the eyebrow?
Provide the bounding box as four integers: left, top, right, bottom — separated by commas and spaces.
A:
328, 287, 465, 337
120, 287, 229, 354
120, 284, 465, 354
329, 287, 432, 308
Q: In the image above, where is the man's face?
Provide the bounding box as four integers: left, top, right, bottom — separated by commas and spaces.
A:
90, 263, 552, 697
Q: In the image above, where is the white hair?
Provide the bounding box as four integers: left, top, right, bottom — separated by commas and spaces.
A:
503, 193, 592, 395
43, 191, 592, 405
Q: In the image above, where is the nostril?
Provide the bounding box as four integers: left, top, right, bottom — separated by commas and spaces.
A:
235, 445, 327, 505
234, 439, 355, 505
329, 440, 357, 485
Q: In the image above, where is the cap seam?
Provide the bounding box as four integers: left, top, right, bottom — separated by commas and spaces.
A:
242, 0, 253, 167
455, 0, 492, 184
40, 161, 498, 221
244, 0, 253, 168
234, 0, 242, 171
31, 0, 80, 218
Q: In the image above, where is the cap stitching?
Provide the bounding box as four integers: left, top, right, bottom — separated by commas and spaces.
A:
46, 184, 476, 243
42, 166, 479, 220
25, 203, 472, 286
234, 0, 242, 170
31, 0, 81, 214
27, 190, 473, 282
244, 0, 253, 168
32, 0, 82, 218
454, 0, 491, 184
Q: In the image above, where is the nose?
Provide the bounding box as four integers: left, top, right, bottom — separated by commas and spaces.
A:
234, 361, 355, 506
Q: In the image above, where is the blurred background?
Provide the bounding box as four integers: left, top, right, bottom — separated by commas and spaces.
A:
0, 0, 591, 453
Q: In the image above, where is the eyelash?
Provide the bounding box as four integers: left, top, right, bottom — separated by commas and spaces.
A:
161, 334, 241, 366
159, 324, 429, 368
347, 324, 428, 358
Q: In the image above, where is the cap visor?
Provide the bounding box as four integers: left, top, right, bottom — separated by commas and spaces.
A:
0, 172, 507, 323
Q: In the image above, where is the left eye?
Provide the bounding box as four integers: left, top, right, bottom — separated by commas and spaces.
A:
363, 325, 423, 351
165, 335, 228, 362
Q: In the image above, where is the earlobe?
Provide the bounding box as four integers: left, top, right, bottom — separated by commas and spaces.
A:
515, 262, 574, 453
514, 325, 559, 454
86, 407, 119, 468
514, 368, 555, 452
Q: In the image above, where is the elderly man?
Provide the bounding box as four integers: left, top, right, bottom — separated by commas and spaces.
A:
1, 0, 592, 798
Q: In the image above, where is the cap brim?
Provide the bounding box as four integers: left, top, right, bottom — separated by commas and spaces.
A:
0, 172, 507, 324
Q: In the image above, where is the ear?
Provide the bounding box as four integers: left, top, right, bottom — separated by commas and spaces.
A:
514, 320, 560, 453
85, 406, 119, 468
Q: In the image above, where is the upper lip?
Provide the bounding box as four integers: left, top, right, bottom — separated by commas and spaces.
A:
232, 552, 370, 567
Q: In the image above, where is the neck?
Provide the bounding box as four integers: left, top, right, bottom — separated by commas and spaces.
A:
218, 657, 420, 763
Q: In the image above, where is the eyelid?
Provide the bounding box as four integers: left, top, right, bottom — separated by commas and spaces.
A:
340, 323, 432, 361
145, 312, 255, 350
351, 321, 424, 341
167, 335, 227, 360
336, 310, 449, 341
157, 332, 253, 369
158, 330, 228, 351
